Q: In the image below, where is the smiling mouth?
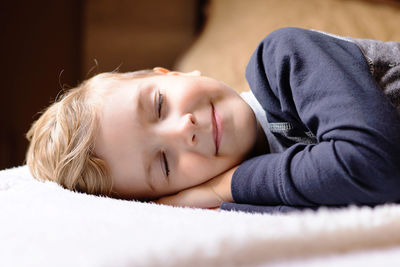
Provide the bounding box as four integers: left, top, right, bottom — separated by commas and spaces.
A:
211, 103, 221, 155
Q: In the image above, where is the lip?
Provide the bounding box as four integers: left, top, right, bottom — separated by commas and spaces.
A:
211, 103, 222, 155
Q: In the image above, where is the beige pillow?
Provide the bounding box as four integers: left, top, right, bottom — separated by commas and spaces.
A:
175, 0, 400, 93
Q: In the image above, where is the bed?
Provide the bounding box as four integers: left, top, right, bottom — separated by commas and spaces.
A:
2, 165, 400, 266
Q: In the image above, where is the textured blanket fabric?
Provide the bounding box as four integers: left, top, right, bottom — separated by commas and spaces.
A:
1, 166, 400, 266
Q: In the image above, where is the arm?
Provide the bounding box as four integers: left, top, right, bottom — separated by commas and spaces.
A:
232, 28, 400, 207
220, 202, 320, 214
154, 166, 236, 209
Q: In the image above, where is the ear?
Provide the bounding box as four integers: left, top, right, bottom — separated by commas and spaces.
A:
152, 67, 180, 76
152, 67, 202, 77
153, 67, 170, 74
166, 70, 202, 76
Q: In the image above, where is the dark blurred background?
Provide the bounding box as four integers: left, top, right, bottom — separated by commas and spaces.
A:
0, 0, 206, 169
1, 0, 400, 170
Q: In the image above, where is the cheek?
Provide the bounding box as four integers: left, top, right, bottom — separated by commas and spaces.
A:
175, 152, 237, 188
173, 88, 207, 110
176, 153, 217, 186
171, 80, 220, 108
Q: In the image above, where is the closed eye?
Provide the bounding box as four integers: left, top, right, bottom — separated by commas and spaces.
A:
154, 90, 169, 179
160, 151, 170, 178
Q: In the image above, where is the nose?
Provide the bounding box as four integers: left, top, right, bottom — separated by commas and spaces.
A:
160, 113, 197, 148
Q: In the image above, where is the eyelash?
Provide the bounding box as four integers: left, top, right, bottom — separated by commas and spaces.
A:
161, 151, 170, 178
156, 90, 169, 178
157, 90, 164, 118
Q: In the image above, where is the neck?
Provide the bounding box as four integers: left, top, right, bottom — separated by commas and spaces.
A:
246, 119, 269, 159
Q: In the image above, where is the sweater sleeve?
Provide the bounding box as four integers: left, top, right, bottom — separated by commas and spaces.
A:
220, 202, 319, 214
232, 28, 400, 207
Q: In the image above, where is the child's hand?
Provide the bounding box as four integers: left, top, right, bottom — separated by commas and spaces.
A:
153, 166, 237, 209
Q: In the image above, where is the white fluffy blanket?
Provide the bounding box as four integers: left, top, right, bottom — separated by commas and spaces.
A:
1, 166, 400, 267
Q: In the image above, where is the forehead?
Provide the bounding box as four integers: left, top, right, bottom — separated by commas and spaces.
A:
92, 76, 153, 197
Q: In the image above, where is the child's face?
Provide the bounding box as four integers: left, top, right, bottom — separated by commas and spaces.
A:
94, 69, 259, 200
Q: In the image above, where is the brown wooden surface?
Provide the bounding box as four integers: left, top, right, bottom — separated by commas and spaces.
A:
0, 1, 83, 169
83, 0, 199, 74
0, 0, 201, 169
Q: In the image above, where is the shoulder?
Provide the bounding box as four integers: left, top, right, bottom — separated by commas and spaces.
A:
260, 27, 351, 50
254, 27, 320, 58
262, 27, 314, 43
266, 27, 311, 37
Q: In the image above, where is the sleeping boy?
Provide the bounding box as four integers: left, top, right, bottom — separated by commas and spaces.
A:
26, 27, 400, 214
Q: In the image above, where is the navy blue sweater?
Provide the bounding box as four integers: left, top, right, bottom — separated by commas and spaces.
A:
220, 28, 400, 214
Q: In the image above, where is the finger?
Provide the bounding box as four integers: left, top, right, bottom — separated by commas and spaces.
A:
170, 187, 222, 208
153, 194, 180, 206
153, 189, 210, 208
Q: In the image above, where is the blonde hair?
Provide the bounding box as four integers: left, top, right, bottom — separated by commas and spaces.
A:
26, 70, 158, 196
